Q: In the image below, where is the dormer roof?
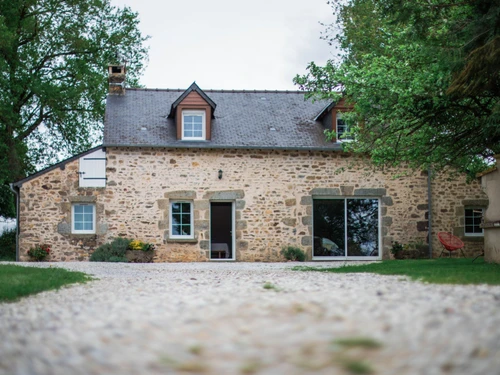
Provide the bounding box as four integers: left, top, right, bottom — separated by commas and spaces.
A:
168, 82, 216, 118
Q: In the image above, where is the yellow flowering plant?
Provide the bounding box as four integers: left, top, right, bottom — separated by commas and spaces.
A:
128, 239, 155, 252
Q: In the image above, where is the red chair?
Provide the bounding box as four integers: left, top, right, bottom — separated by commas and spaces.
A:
438, 232, 466, 258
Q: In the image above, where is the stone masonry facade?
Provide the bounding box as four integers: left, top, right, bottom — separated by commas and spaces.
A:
17, 147, 487, 262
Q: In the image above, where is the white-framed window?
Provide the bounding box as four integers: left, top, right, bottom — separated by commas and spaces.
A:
72, 204, 96, 234
170, 201, 194, 238
79, 149, 106, 187
464, 208, 484, 236
336, 113, 353, 142
182, 110, 206, 140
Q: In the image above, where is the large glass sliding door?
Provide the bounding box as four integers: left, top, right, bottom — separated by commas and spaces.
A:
313, 198, 380, 259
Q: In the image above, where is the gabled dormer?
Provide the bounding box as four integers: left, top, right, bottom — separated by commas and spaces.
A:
168, 82, 216, 141
315, 97, 353, 143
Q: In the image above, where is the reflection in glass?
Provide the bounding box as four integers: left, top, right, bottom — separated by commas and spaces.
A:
347, 199, 378, 256
171, 202, 191, 236
313, 200, 345, 257
313, 198, 379, 257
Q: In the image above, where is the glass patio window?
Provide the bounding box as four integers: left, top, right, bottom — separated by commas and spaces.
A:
313, 198, 379, 258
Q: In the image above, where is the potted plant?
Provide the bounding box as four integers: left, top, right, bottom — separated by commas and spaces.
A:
126, 240, 156, 263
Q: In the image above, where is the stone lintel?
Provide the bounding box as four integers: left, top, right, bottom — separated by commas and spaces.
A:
203, 190, 245, 200
165, 190, 196, 200
462, 199, 489, 207
68, 196, 97, 203
353, 188, 386, 196
310, 188, 341, 196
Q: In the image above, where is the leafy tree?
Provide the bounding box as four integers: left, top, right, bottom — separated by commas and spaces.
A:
294, 0, 499, 179
0, 0, 148, 217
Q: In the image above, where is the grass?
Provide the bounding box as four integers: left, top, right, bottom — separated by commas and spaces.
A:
293, 258, 500, 285
333, 337, 382, 349
263, 282, 280, 291
0, 264, 93, 303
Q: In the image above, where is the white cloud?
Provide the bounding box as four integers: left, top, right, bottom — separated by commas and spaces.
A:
111, 0, 335, 90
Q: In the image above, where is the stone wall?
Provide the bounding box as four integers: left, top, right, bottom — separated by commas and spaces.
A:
17, 147, 487, 261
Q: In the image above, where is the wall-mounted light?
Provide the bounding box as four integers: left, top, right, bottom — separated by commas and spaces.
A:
218, 169, 223, 180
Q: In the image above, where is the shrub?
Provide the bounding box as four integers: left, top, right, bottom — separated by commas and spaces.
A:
0, 228, 16, 261
128, 239, 156, 252
281, 246, 306, 262
27, 244, 51, 261
90, 238, 131, 262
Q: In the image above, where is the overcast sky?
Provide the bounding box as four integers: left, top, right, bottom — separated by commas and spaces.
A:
110, 0, 336, 90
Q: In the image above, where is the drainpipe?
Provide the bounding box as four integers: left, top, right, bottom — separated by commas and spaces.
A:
9, 183, 20, 262
427, 168, 433, 258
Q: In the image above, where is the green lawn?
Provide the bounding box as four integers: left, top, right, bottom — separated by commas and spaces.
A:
293, 258, 500, 285
0, 264, 93, 303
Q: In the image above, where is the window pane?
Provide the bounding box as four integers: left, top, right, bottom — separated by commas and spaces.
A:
83, 222, 93, 230
74, 222, 83, 230
74, 206, 84, 214
347, 199, 379, 256
313, 200, 345, 257
171, 202, 192, 236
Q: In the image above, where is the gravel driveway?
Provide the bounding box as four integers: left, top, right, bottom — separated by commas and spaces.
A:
1, 262, 499, 375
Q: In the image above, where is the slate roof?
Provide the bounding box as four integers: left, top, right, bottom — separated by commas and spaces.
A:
104, 88, 341, 151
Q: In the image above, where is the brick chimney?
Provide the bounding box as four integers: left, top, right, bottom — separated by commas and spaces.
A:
108, 65, 126, 95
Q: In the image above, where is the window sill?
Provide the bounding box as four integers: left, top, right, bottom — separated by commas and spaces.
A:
70, 233, 98, 239
462, 235, 484, 242
166, 238, 198, 244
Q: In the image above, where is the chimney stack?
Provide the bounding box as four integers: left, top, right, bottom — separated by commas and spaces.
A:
108, 65, 126, 95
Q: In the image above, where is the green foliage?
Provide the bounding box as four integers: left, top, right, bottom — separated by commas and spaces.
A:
293, 258, 500, 285
89, 237, 131, 262
0, 228, 16, 261
333, 337, 382, 349
128, 239, 156, 252
281, 246, 306, 261
263, 282, 280, 291
0, 264, 93, 302
294, 0, 499, 179
27, 243, 51, 261
0, 0, 149, 217
391, 241, 403, 255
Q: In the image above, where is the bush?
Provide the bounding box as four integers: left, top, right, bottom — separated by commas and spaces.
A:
281, 246, 306, 262
0, 228, 16, 261
27, 244, 51, 261
90, 238, 131, 262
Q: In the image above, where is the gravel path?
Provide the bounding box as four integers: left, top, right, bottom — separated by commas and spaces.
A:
1, 262, 499, 375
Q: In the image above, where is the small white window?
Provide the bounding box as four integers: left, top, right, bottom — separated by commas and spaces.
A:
170, 201, 194, 238
72, 204, 96, 234
465, 208, 484, 236
336, 113, 353, 142
182, 110, 206, 140
79, 149, 106, 187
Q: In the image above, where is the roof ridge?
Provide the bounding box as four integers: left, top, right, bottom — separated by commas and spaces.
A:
126, 87, 307, 94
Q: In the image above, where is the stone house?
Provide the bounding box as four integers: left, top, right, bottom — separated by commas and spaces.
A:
478, 156, 500, 263
10, 66, 488, 262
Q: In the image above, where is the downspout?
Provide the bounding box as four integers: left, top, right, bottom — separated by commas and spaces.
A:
9, 183, 20, 262
427, 168, 433, 258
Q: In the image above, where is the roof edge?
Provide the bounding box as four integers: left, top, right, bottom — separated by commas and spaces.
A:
102, 143, 343, 152
12, 145, 104, 187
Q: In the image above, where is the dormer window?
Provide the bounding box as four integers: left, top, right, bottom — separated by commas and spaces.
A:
336, 113, 353, 142
182, 110, 206, 140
